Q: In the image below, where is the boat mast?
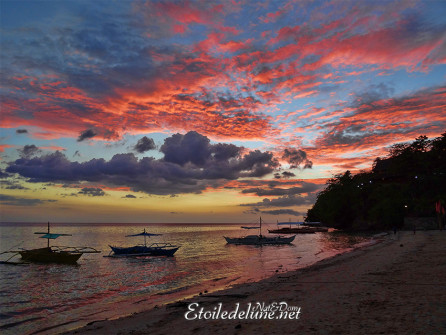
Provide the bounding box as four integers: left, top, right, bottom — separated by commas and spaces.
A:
143, 228, 147, 246
260, 217, 262, 237
47, 222, 50, 248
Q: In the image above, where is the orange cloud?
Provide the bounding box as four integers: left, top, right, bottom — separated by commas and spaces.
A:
0, 144, 14, 152
306, 86, 446, 170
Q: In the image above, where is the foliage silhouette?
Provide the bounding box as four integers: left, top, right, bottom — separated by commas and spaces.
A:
306, 133, 446, 230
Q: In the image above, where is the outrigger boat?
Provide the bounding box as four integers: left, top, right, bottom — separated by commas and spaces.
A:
107, 229, 180, 257
1, 222, 100, 265
268, 221, 329, 234
224, 217, 295, 245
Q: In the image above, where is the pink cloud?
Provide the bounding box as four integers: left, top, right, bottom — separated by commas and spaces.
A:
154, 1, 221, 25
294, 90, 318, 99
218, 38, 254, 53
306, 86, 446, 171
173, 24, 187, 34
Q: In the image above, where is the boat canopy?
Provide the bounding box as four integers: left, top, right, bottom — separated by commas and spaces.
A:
241, 226, 261, 229
35, 231, 72, 239
38, 233, 69, 239
126, 229, 162, 237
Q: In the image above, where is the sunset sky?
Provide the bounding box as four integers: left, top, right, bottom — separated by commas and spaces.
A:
1, 0, 445, 223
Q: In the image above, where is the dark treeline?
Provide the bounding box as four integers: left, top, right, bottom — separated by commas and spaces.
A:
306, 133, 446, 230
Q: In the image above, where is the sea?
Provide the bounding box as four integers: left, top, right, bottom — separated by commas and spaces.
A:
0, 222, 371, 335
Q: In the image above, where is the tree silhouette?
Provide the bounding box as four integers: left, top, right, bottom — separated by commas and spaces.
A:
306, 133, 446, 230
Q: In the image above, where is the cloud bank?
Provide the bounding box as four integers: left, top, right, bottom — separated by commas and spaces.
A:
6, 131, 282, 195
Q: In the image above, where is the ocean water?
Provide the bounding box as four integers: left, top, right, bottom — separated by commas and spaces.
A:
0, 223, 369, 335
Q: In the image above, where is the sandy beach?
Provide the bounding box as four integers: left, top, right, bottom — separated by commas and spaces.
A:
63, 230, 446, 335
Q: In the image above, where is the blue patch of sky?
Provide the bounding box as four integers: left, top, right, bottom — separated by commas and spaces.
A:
0, 128, 166, 163
349, 66, 446, 100
390, 66, 446, 95
417, 1, 446, 26
0, 0, 72, 29
297, 164, 332, 180
1, 128, 32, 147
229, 139, 267, 151
164, 24, 208, 46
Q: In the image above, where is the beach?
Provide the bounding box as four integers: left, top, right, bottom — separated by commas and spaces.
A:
63, 230, 446, 335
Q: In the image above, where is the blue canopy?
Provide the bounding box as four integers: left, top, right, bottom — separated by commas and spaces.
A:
38, 233, 71, 239
35, 231, 71, 238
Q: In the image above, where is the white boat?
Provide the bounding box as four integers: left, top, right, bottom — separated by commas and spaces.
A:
224, 217, 295, 245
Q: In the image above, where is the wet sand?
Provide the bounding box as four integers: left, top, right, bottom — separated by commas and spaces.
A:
63, 231, 446, 335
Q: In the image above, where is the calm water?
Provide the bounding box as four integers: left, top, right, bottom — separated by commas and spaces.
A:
0, 223, 369, 335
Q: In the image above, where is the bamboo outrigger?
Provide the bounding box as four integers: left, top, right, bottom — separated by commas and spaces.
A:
1, 222, 100, 265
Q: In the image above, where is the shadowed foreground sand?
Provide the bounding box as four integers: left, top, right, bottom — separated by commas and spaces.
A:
63, 231, 446, 335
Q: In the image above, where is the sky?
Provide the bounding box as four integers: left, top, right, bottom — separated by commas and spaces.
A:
0, 0, 445, 223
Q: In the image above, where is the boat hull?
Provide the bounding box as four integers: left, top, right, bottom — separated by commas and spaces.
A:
109, 245, 179, 257
19, 247, 82, 264
224, 235, 295, 245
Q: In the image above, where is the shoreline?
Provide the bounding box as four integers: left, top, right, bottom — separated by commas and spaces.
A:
62, 231, 446, 335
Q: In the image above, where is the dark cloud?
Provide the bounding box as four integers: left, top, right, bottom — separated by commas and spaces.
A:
134, 136, 156, 153
0, 180, 29, 190
318, 123, 370, 146
350, 83, 395, 108
78, 187, 106, 196
282, 148, 313, 169
6, 132, 280, 195
160, 131, 278, 179
274, 171, 296, 179
19, 144, 40, 158
0, 194, 57, 206
242, 208, 261, 215
5, 184, 28, 190
0, 169, 10, 178
16, 129, 28, 134
241, 194, 315, 208
238, 150, 279, 177
77, 129, 97, 142
161, 131, 213, 166
225, 179, 320, 191
241, 182, 321, 196
123, 194, 136, 198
